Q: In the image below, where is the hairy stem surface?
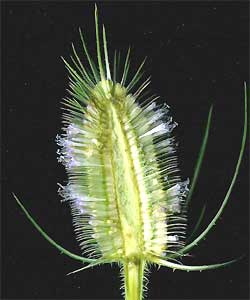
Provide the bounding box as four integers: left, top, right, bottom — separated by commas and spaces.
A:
124, 259, 145, 300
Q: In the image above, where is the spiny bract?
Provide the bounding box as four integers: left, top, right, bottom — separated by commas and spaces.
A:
14, 5, 247, 300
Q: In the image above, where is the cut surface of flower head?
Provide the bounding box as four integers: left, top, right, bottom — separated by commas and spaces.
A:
57, 81, 189, 261
56, 12, 189, 264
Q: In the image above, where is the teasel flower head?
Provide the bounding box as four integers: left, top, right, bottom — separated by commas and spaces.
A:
56, 6, 190, 270
14, 5, 248, 300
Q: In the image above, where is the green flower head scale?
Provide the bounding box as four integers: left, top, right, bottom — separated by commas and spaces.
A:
14, 5, 248, 300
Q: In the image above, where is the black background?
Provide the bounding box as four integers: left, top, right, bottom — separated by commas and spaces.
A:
2, 1, 249, 299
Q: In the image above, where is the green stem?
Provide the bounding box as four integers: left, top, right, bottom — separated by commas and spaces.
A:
124, 258, 145, 300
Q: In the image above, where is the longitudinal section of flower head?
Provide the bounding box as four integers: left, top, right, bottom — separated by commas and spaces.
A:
57, 78, 189, 262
